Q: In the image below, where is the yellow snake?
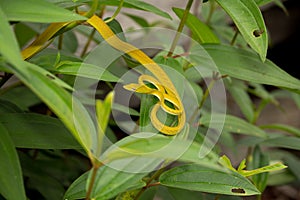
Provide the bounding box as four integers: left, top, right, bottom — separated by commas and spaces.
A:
21, 14, 186, 135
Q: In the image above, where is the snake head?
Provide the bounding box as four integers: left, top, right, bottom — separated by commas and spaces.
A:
123, 83, 140, 92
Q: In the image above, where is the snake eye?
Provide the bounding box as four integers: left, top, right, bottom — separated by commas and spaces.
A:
143, 80, 158, 90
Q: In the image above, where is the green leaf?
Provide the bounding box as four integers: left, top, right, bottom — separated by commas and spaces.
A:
173, 8, 219, 44
0, 113, 81, 149
0, 8, 96, 153
215, 0, 268, 60
283, 153, 300, 180
112, 103, 140, 116
15, 23, 37, 48
192, 44, 300, 91
200, 114, 268, 138
0, 0, 86, 23
248, 83, 278, 105
291, 93, 300, 109
218, 155, 236, 171
255, 0, 288, 14
19, 152, 67, 200
95, 92, 114, 156
247, 146, 269, 191
0, 99, 23, 113
53, 31, 78, 53
64, 162, 149, 200
29, 49, 82, 70
45, 0, 88, 8
225, 79, 254, 122
101, 131, 219, 167
0, 6, 23, 66
124, 13, 150, 27
240, 162, 287, 177
64, 172, 89, 200
159, 164, 260, 196
262, 136, 300, 150
0, 86, 41, 111
260, 124, 300, 137
100, 0, 171, 19
89, 163, 147, 199
56, 61, 120, 82
0, 124, 26, 200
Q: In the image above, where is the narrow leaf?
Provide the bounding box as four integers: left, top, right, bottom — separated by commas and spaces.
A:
0, 99, 23, 113
95, 92, 114, 156
124, 13, 150, 27
0, 8, 96, 153
291, 93, 300, 109
89, 161, 148, 199
56, 61, 120, 82
64, 161, 149, 200
0, 0, 86, 23
240, 162, 287, 177
173, 8, 219, 44
0, 124, 26, 200
191, 44, 300, 91
225, 79, 254, 122
215, 0, 268, 60
100, 0, 171, 19
200, 114, 268, 138
0, 7, 23, 66
260, 124, 300, 137
64, 172, 89, 200
262, 136, 300, 150
101, 131, 220, 168
160, 164, 260, 196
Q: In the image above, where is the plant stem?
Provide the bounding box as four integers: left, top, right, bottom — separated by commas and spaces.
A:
252, 99, 268, 124
85, 165, 99, 200
58, 34, 63, 50
167, 0, 194, 57
134, 167, 166, 200
198, 78, 216, 110
206, 0, 216, 24
85, 0, 99, 18
81, 29, 96, 57
188, 72, 227, 124
105, 0, 124, 23
230, 29, 239, 46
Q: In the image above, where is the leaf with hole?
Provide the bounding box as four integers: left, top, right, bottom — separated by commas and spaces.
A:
215, 0, 267, 60
159, 164, 260, 196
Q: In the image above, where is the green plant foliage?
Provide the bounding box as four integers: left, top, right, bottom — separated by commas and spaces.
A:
215, 0, 268, 60
195, 44, 300, 90
0, 113, 81, 149
173, 8, 220, 43
200, 114, 268, 138
0, 0, 299, 199
159, 164, 260, 196
0, 0, 86, 23
0, 124, 26, 200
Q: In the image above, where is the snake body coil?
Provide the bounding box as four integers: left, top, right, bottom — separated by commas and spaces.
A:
22, 14, 186, 135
